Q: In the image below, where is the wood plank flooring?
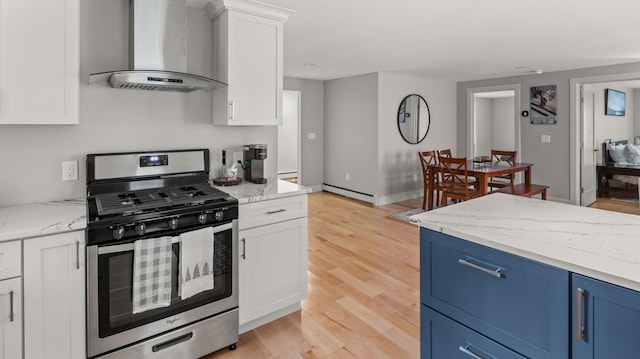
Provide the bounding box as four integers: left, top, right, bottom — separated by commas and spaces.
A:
203, 192, 423, 359
203, 192, 638, 359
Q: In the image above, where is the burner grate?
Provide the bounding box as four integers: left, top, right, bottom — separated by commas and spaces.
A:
95, 184, 228, 217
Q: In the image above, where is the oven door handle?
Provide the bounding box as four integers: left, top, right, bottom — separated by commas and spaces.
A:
97, 222, 233, 255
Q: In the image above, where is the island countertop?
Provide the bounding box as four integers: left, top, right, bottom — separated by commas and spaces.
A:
212, 178, 310, 204
0, 199, 86, 242
410, 193, 640, 292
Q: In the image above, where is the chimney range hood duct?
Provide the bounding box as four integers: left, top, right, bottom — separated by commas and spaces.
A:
89, 0, 226, 92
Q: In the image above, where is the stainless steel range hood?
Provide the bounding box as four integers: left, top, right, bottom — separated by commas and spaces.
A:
89, 0, 226, 92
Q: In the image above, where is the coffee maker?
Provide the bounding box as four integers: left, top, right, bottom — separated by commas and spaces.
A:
243, 144, 267, 184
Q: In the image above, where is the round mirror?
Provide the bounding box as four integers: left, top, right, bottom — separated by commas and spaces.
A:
397, 94, 430, 144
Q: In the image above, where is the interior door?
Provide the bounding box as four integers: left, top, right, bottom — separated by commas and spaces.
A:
581, 85, 597, 206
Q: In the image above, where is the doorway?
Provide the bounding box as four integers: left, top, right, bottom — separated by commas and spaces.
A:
467, 85, 521, 160
573, 75, 640, 206
278, 90, 301, 183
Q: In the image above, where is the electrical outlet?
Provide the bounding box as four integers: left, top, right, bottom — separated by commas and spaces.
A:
62, 160, 78, 181
345, 173, 350, 181
413, 173, 418, 182
233, 152, 243, 164
541, 135, 551, 143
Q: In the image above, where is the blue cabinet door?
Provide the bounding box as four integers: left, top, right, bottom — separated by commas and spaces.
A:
420, 228, 569, 359
572, 274, 640, 358
421, 305, 527, 359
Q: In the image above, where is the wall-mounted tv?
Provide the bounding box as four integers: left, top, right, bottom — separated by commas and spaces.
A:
605, 88, 626, 116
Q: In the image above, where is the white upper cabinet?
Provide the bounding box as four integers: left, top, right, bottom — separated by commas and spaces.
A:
0, 0, 79, 124
209, 0, 293, 126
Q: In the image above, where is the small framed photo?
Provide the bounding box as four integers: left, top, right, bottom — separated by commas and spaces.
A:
605, 88, 626, 116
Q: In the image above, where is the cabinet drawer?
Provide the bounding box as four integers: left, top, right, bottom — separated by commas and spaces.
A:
239, 195, 307, 230
0, 241, 21, 280
421, 305, 526, 359
420, 228, 568, 359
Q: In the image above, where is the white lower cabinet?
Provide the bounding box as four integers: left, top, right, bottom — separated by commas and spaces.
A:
0, 277, 21, 359
23, 231, 85, 359
238, 195, 308, 332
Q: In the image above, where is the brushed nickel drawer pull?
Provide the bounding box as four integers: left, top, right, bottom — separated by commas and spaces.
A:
458, 258, 502, 278
76, 241, 80, 270
9, 290, 14, 322
459, 345, 484, 359
267, 209, 286, 215
241, 238, 246, 260
577, 288, 584, 341
229, 101, 235, 121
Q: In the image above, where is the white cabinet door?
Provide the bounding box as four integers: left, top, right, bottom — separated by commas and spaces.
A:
238, 217, 308, 324
0, 0, 79, 124
213, 10, 283, 126
0, 277, 21, 359
24, 231, 85, 359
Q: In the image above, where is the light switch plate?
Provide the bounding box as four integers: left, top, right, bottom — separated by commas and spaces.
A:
541, 135, 551, 143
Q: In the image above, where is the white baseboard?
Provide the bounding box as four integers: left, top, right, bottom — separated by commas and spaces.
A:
322, 184, 375, 204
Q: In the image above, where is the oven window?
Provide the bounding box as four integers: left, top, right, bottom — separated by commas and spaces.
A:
97, 229, 233, 337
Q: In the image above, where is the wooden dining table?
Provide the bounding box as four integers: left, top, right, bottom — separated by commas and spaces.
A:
426, 161, 533, 210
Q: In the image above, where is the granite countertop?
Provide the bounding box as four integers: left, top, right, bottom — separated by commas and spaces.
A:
0, 199, 86, 242
410, 193, 640, 292
212, 178, 310, 204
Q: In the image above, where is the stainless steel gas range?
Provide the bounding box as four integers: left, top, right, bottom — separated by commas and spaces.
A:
85, 149, 238, 359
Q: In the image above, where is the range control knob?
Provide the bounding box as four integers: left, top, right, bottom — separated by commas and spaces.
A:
168, 218, 179, 230
135, 223, 147, 236
214, 211, 224, 221
198, 213, 208, 224
113, 225, 125, 240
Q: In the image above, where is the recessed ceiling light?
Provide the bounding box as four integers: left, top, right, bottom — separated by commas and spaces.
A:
533, 69, 543, 75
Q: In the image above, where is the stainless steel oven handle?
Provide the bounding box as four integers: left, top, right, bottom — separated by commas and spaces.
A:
97, 223, 234, 255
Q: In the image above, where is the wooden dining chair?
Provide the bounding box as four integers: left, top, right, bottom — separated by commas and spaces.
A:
438, 156, 483, 206
418, 151, 441, 209
488, 150, 517, 189
437, 149, 452, 158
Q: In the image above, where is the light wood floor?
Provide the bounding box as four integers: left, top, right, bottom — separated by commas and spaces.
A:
204, 191, 423, 359
203, 192, 638, 359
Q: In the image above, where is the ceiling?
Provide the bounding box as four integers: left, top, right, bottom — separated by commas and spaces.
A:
282, 0, 640, 82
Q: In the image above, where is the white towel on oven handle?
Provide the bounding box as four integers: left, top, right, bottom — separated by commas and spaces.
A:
179, 227, 215, 299
132, 236, 173, 314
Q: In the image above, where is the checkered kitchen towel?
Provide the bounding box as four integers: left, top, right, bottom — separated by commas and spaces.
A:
132, 236, 173, 314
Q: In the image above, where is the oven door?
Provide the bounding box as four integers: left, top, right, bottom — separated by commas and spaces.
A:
87, 221, 238, 358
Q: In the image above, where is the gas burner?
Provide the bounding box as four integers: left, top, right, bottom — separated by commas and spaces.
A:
93, 183, 231, 218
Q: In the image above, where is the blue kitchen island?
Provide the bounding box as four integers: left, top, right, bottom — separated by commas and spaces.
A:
410, 194, 640, 359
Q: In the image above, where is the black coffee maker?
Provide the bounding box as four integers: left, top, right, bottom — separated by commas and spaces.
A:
243, 144, 267, 184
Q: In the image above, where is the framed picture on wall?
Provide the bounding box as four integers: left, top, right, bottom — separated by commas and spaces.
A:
605, 88, 626, 116
530, 85, 557, 124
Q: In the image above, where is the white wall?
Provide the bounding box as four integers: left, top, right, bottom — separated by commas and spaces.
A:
283, 77, 324, 191
324, 73, 378, 197
492, 97, 515, 151
592, 83, 635, 146
635, 89, 640, 139
377, 72, 457, 205
474, 98, 492, 157
0, 0, 276, 206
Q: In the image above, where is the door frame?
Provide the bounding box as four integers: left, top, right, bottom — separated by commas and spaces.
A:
277, 90, 302, 182
569, 72, 640, 205
466, 84, 521, 159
